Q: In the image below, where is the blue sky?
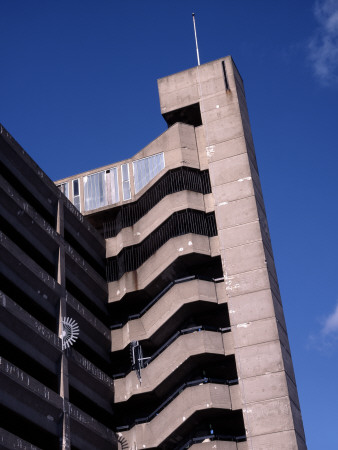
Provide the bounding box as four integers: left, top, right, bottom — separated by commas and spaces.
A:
1, 1, 337, 448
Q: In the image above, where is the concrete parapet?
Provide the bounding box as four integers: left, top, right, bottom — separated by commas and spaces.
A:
106, 191, 209, 257
111, 279, 218, 351
191, 442, 237, 449
0, 357, 63, 435
121, 383, 232, 448
108, 234, 218, 302
0, 428, 42, 450
114, 330, 232, 402
68, 402, 116, 449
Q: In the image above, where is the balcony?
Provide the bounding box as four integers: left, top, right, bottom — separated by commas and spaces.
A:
119, 383, 234, 448
114, 329, 234, 403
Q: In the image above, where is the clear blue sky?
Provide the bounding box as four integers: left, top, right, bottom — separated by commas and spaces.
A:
1, 1, 337, 448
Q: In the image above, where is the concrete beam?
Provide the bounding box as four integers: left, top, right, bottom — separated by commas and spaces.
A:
0, 358, 63, 435
111, 278, 218, 351
121, 383, 231, 448
0, 428, 42, 450
108, 234, 218, 302
68, 402, 116, 449
114, 330, 232, 402
68, 349, 113, 400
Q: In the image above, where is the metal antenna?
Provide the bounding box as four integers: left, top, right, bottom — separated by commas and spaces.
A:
130, 341, 150, 384
192, 13, 200, 66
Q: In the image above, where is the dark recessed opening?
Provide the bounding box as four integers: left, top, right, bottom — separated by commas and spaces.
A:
162, 408, 245, 448
69, 385, 113, 428
108, 254, 223, 324
74, 339, 110, 374
65, 278, 109, 326
0, 336, 58, 392
0, 159, 56, 227
111, 302, 230, 374
64, 226, 106, 278
163, 102, 202, 128
0, 273, 57, 331
0, 216, 57, 279
106, 209, 217, 283
0, 403, 59, 449
113, 354, 238, 429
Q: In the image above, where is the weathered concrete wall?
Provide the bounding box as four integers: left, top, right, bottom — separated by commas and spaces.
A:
0, 125, 116, 449
121, 383, 232, 447
158, 56, 306, 448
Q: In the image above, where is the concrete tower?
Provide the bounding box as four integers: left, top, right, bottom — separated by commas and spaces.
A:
156, 56, 307, 449
55, 56, 306, 449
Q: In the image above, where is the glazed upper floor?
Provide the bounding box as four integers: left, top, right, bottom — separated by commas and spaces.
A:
55, 55, 247, 215
55, 122, 207, 215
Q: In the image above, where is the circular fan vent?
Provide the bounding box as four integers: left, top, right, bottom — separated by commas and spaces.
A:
61, 317, 79, 350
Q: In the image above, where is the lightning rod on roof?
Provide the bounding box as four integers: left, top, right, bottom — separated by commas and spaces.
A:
192, 13, 201, 66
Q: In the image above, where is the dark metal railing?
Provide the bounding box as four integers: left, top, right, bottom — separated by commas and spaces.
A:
115, 377, 237, 431
106, 209, 217, 282
175, 433, 247, 450
103, 167, 212, 239
112, 325, 230, 380
109, 275, 224, 329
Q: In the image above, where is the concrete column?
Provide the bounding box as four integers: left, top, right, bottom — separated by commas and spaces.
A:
200, 58, 306, 449
158, 56, 306, 449
56, 199, 71, 450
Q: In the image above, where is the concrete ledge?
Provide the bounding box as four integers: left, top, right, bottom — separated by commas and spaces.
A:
1, 175, 105, 293
0, 291, 61, 374
191, 442, 237, 449
0, 291, 61, 353
108, 234, 217, 302
69, 349, 114, 396
114, 330, 231, 402
64, 242, 107, 293
68, 402, 116, 449
0, 428, 42, 450
106, 191, 209, 257
121, 383, 231, 447
0, 358, 116, 449
0, 358, 62, 435
0, 231, 62, 303
111, 279, 218, 351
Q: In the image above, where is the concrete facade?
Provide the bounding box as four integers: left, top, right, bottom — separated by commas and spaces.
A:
0, 55, 306, 449
156, 57, 306, 449
56, 57, 306, 448
0, 125, 117, 449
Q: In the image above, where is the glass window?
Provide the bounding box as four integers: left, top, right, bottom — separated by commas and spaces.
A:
121, 163, 131, 201
72, 179, 81, 211
84, 171, 105, 211
109, 167, 119, 205
83, 168, 119, 212
133, 153, 165, 194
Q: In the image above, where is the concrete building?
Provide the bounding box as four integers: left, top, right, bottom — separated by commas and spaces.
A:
1, 55, 306, 449
0, 126, 117, 449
